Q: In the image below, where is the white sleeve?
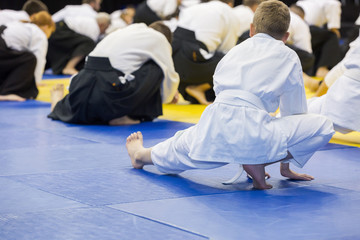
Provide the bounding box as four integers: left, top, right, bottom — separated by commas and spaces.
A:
147, 0, 178, 18
324, 1, 341, 29
151, 36, 180, 103
279, 66, 308, 116
52, 8, 67, 22
154, 42, 180, 103
29, 27, 48, 83
324, 61, 346, 87
65, 17, 99, 42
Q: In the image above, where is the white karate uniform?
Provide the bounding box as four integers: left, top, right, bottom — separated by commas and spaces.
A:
52, 4, 97, 22
177, 0, 239, 58
147, 0, 178, 19
180, 0, 201, 9
296, 0, 341, 29
232, 5, 254, 37
2, 21, 48, 84
0, 9, 29, 25
64, 16, 100, 42
151, 33, 334, 174
288, 11, 313, 53
308, 36, 360, 133
89, 23, 179, 103
105, 10, 128, 35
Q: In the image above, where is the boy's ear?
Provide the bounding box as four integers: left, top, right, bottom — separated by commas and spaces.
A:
281, 32, 290, 43
249, 23, 255, 37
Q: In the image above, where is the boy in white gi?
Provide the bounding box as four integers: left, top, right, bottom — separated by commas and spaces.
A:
126, 0, 335, 190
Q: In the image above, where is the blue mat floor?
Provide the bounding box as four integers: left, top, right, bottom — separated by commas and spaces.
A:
1, 101, 360, 240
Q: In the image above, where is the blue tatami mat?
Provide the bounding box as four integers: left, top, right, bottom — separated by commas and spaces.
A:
1, 100, 360, 240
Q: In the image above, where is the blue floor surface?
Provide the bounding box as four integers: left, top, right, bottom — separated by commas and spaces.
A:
0, 101, 359, 240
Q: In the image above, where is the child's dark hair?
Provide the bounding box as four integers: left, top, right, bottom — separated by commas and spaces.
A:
149, 21, 173, 44
22, 0, 48, 16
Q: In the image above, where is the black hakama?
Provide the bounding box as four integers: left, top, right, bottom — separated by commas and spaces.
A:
172, 27, 223, 103
47, 21, 96, 75
310, 26, 342, 74
133, 2, 161, 26
48, 56, 163, 124
0, 25, 38, 99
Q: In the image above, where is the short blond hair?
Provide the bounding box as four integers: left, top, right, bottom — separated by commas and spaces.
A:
252, 0, 290, 40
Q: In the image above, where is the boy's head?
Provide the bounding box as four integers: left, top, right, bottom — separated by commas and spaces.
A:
251, 0, 290, 41
22, 0, 48, 16
149, 21, 173, 44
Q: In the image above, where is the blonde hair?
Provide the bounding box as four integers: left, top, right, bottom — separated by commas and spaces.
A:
30, 10, 56, 33
252, 0, 290, 40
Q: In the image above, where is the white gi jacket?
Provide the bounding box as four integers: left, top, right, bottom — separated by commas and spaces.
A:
0, 10, 29, 25
2, 21, 48, 84
288, 11, 313, 53
177, 0, 239, 58
52, 4, 97, 22
64, 16, 100, 42
308, 36, 360, 133
151, 34, 334, 172
89, 23, 179, 104
147, 0, 179, 19
232, 5, 254, 37
296, 0, 341, 29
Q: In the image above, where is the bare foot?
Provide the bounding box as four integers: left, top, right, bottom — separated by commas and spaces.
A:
0, 94, 26, 102
62, 67, 78, 76
185, 84, 212, 105
126, 131, 150, 169
280, 162, 314, 181
243, 164, 273, 189
50, 84, 64, 112
109, 116, 140, 125
281, 168, 314, 181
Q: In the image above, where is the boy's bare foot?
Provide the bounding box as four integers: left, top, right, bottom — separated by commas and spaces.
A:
243, 164, 273, 189
109, 116, 140, 125
126, 132, 153, 169
0, 94, 26, 102
185, 83, 213, 105
126, 132, 145, 169
50, 84, 64, 112
280, 162, 314, 181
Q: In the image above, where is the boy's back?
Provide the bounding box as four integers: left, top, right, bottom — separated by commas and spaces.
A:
214, 33, 307, 115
